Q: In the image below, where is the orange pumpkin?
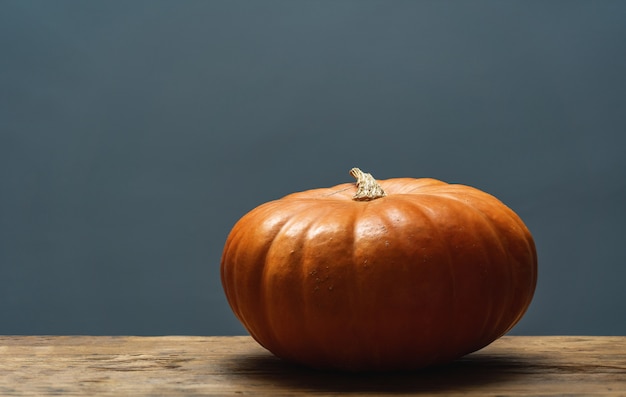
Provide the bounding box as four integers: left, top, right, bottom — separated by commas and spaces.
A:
221, 168, 537, 371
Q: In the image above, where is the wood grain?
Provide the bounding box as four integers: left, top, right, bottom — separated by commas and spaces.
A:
0, 336, 625, 396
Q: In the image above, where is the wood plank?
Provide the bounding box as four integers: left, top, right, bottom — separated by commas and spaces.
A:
0, 336, 625, 396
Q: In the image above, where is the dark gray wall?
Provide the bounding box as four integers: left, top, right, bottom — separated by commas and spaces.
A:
1, 1, 625, 336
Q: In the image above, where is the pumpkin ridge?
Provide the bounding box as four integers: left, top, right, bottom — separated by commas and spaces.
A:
430, 189, 537, 318
233, 202, 300, 351
422, 189, 535, 342
449, 194, 513, 347
349, 202, 396, 365
257, 207, 310, 355
467, 199, 518, 344
220, 207, 268, 327
396, 195, 460, 362
262, 202, 352, 364
307, 204, 362, 367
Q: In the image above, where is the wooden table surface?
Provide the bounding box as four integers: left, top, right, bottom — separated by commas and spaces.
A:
0, 335, 625, 396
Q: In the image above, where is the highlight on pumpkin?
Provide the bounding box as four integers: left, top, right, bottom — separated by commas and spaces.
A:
349, 167, 387, 201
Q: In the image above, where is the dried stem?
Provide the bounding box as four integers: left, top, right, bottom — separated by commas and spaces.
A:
349, 168, 387, 201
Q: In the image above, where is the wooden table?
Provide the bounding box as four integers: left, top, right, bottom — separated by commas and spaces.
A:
1, 336, 624, 396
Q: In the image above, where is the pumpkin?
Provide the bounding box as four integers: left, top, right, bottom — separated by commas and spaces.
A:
220, 168, 537, 371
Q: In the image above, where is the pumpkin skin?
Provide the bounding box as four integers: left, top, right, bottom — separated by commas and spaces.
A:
220, 170, 537, 371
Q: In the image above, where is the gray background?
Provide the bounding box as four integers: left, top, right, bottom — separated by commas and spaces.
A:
1, 1, 625, 336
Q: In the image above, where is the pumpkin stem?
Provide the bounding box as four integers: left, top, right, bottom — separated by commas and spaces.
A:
349, 168, 387, 201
